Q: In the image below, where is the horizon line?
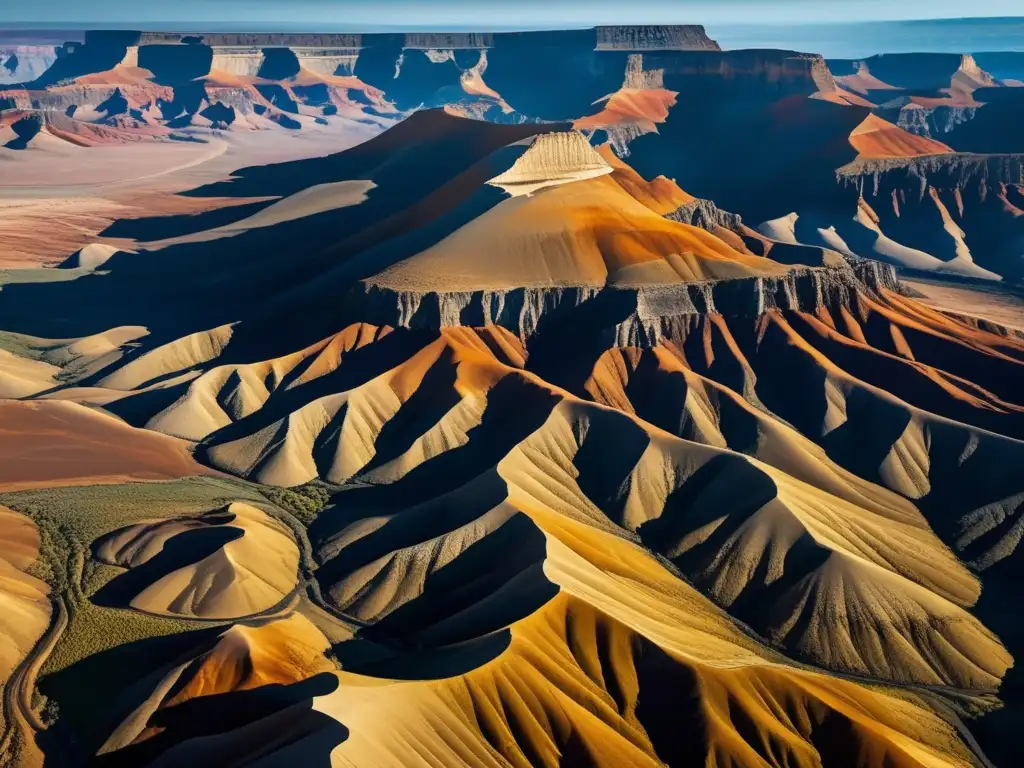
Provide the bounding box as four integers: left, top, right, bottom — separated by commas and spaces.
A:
1, 15, 1023, 32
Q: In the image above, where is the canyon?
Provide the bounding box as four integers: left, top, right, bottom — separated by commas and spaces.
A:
0, 21, 1022, 768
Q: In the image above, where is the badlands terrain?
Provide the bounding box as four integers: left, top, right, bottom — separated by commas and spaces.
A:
0, 23, 1022, 768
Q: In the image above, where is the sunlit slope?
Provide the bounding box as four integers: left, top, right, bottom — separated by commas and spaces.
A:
0, 506, 50, 684
112, 314, 1016, 692
368, 132, 789, 291
92, 482, 980, 768
93, 501, 300, 619
2, 109, 1021, 768
849, 114, 953, 158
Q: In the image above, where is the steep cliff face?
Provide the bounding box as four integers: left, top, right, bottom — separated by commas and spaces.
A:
839, 153, 1024, 197
666, 198, 744, 231
0, 45, 61, 85
209, 46, 265, 76
594, 25, 721, 51
834, 155, 1024, 280
893, 104, 978, 138
348, 261, 902, 344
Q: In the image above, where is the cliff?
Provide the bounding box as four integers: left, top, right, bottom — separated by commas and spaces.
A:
349, 262, 903, 345
665, 198, 744, 231
838, 153, 1024, 197
836, 153, 1024, 281
595, 25, 721, 51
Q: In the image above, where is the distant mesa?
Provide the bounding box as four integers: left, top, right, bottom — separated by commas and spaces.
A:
595, 25, 721, 51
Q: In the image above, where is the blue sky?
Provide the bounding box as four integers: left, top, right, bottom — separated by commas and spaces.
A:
1, 0, 1021, 26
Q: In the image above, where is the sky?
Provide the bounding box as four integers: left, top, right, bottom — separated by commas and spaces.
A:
1, 0, 1022, 27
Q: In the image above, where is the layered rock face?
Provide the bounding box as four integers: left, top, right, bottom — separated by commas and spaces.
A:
837, 154, 1024, 280
2, 105, 1023, 768
594, 25, 721, 51
350, 260, 902, 345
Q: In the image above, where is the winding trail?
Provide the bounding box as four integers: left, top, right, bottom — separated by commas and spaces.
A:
0, 597, 68, 766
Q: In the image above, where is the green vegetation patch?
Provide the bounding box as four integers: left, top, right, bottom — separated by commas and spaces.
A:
0, 474, 330, 752
258, 481, 333, 525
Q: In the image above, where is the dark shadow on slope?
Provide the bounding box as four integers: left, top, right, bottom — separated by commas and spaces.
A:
101, 379, 196, 428
627, 70, 865, 223
92, 673, 346, 768
334, 630, 513, 681
99, 199, 274, 241
314, 471, 509, 588
946, 91, 1024, 153
22, 31, 138, 88
786, 312, 1024, 439
91, 525, 243, 610
255, 84, 299, 113
183, 108, 555, 200
0, 114, 554, 350
819, 388, 913, 488
355, 346, 462, 474
634, 642, 707, 767
369, 48, 464, 111
639, 453, 780, 564
681, 317, 760, 405
38, 625, 225, 761
918, 421, 1024, 553
349, 513, 554, 650
573, 407, 651, 525
257, 47, 301, 80
137, 43, 213, 85
96, 88, 128, 119
3, 112, 41, 149
197, 329, 439, 451
965, 544, 1024, 768
485, 30, 627, 120
306, 375, 559, 524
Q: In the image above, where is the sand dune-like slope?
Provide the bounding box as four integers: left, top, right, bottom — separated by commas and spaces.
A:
96, 409, 985, 766
759, 202, 1003, 281
93, 501, 300, 619
0, 506, 50, 683
201, 326, 523, 486
0, 400, 214, 491
2, 110, 1022, 768
319, 594, 976, 768
0, 326, 149, 399
153, 302, 1020, 691
145, 322, 394, 442
0, 348, 60, 398
595, 144, 694, 215
96, 612, 337, 759
144, 180, 376, 247
849, 114, 953, 158
370, 138, 788, 291
92, 467, 982, 767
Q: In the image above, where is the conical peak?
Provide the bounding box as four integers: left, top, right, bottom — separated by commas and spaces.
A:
488, 131, 612, 196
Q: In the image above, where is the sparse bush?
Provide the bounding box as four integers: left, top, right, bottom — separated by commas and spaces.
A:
258, 482, 332, 525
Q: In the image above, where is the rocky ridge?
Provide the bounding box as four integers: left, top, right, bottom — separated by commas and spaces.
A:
838, 152, 1024, 196
351, 260, 903, 344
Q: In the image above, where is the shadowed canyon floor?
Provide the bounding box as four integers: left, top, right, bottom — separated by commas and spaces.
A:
0, 24, 1023, 768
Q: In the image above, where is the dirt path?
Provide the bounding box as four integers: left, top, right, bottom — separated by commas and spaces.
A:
0, 598, 68, 767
